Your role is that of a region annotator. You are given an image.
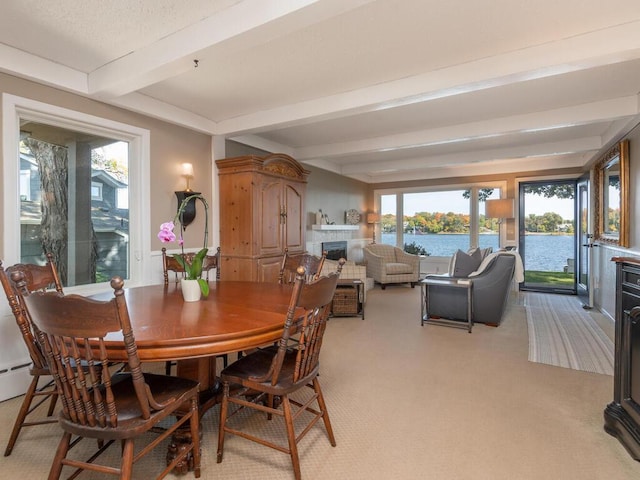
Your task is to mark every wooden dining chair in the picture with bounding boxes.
[278,248,327,285]
[15,274,201,480]
[0,254,63,457]
[162,246,221,284]
[217,260,344,480]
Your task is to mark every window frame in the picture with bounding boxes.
[2,93,151,293]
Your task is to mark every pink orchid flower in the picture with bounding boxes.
[157,221,176,243]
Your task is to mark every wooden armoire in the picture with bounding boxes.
[216,153,309,282]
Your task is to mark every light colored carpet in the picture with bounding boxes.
[525,292,614,375]
[0,287,637,479]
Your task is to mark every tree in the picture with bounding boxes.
[23,138,69,283]
[523,184,574,199]
[462,188,494,201]
[540,212,564,233]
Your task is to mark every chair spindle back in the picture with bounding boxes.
[15,275,155,427]
[266,259,343,385]
[278,248,327,285]
[0,254,63,370]
[162,247,221,284]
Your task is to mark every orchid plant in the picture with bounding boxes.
[157,193,210,297]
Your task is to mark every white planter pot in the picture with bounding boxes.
[180,279,201,302]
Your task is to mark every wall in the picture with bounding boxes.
[305,165,371,263]
[0,73,212,400]
[0,73,213,257]
[593,122,640,319]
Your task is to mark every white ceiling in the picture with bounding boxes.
[3,0,640,183]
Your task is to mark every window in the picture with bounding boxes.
[376,184,505,257]
[3,94,150,291]
[91,182,103,201]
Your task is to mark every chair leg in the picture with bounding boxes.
[5,375,40,456]
[47,432,72,480]
[46,391,59,417]
[313,378,336,446]
[190,395,201,478]
[120,439,135,479]
[216,382,229,463]
[165,361,174,375]
[282,396,302,480]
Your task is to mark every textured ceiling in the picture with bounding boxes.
[2,0,640,183]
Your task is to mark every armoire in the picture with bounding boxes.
[216,153,309,282]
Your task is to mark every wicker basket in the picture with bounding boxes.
[332,287,358,315]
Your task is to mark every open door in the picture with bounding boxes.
[518,179,577,294]
[576,172,593,308]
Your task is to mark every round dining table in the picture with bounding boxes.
[93,280,293,362]
[92,280,294,414]
[91,280,296,473]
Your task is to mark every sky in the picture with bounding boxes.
[382,191,575,220]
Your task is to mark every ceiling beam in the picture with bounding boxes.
[296,97,638,161]
[214,21,640,136]
[87,0,376,98]
[360,154,588,183]
[338,137,602,175]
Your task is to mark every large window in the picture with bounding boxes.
[377,185,503,257]
[20,129,129,286]
[3,94,150,291]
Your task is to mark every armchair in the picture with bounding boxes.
[363,243,420,289]
[424,252,517,326]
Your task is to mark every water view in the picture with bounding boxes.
[383,233,574,272]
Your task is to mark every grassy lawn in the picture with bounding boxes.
[524,270,574,286]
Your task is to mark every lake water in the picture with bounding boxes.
[383,233,574,272]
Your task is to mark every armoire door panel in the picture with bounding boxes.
[284,182,304,251]
[259,180,283,255]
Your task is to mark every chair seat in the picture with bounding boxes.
[385,262,414,275]
[59,372,199,440]
[221,347,317,395]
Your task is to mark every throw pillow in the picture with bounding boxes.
[451,248,482,277]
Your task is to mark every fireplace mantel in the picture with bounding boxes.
[312,225,359,231]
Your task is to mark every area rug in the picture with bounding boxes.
[525,292,614,375]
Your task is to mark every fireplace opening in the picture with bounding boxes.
[322,241,347,261]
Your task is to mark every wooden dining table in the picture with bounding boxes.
[91,280,296,473]
[92,280,294,414]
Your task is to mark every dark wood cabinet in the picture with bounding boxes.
[216,153,309,282]
[604,257,640,460]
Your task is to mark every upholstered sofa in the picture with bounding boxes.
[363,244,420,289]
[424,251,521,326]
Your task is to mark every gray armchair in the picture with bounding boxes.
[363,243,420,289]
[425,252,516,326]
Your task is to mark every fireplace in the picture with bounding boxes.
[322,241,347,261]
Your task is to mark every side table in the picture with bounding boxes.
[420,277,473,333]
[331,279,365,320]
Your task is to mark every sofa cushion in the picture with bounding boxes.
[450,248,482,277]
[385,262,414,275]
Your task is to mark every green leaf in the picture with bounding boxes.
[174,254,188,271]
[197,278,210,297]
[189,247,208,280]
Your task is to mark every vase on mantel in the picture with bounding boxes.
[180,278,201,302]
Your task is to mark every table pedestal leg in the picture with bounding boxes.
[166,356,223,473]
